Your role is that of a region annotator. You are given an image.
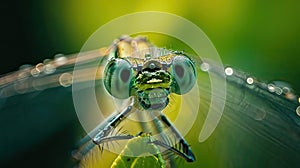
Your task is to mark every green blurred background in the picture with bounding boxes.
[1,0,299,92]
[0,1,300,168]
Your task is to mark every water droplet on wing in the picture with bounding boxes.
[225,67,233,76]
[59,73,73,87]
[200,62,210,72]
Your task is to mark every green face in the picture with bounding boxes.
[103,38,197,110]
[104,53,196,110]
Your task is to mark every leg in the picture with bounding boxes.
[72,103,133,160]
[158,114,196,162]
[92,105,133,144]
[150,138,194,162]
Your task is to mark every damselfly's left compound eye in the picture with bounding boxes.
[170,56,196,94]
[104,59,133,99]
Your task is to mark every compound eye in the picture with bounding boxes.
[104,59,132,99]
[171,56,196,94]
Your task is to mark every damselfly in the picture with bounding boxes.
[72,36,197,167]
[70,36,300,168]
[0,36,300,168]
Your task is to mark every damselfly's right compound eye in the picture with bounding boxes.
[104,59,133,99]
[170,55,197,94]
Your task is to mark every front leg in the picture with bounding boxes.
[159,114,196,162]
[93,105,133,144]
[72,103,133,160]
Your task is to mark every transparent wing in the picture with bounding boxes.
[0,49,109,167]
[0,48,300,168]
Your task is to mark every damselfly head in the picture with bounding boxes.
[103,36,197,110]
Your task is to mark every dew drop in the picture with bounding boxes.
[200,62,210,72]
[44,64,56,74]
[14,82,28,94]
[54,54,67,66]
[225,67,233,76]
[246,77,254,85]
[17,71,29,80]
[145,54,151,60]
[267,84,276,93]
[275,87,283,95]
[149,63,156,69]
[32,80,46,91]
[43,59,52,65]
[30,68,40,77]
[19,64,32,70]
[269,81,297,100]
[296,106,300,117]
[54,53,64,58]
[282,87,290,94]
[59,73,73,87]
[35,63,45,72]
